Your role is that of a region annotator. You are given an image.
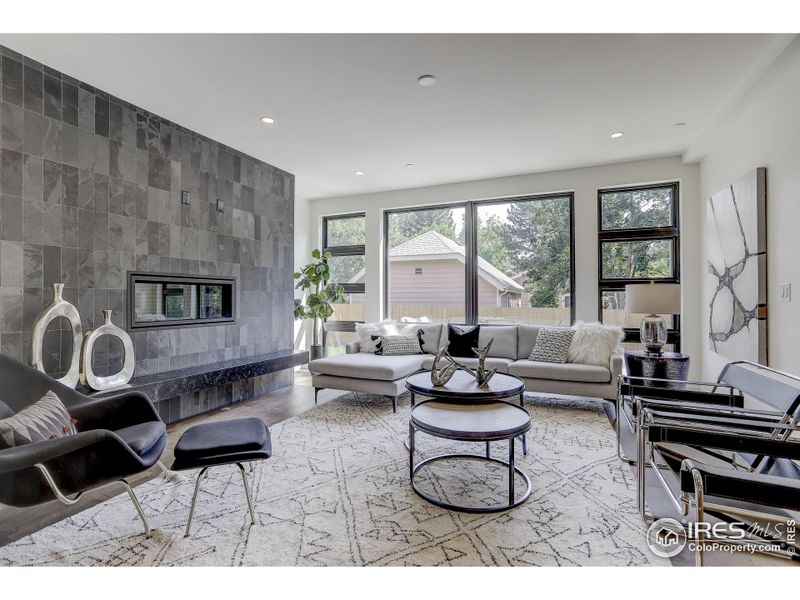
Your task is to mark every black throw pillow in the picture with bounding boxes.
[447,324,480,358]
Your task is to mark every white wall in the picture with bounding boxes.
[293,195,310,350]
[686,37,800,379]
[305,156,701,374]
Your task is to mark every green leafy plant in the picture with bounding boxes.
[293,249,346,347]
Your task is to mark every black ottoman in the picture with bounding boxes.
[171,417,271,537]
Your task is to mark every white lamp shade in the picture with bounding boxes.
[624,283,681,314]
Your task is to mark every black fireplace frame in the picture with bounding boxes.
[127,272,237,331]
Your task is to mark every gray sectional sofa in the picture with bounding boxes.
[309,324,622,411]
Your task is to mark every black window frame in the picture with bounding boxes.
[597,182,681,350]
[383,193,576,326]
[320,213,366,343]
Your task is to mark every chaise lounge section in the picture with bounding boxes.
[310,324,622,411]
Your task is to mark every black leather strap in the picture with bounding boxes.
[680,459,800,510]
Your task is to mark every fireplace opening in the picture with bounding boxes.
[128,272,236,330]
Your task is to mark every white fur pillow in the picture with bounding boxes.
[356,320,416,353]
[567,321,624,368]
[355,321,385,353]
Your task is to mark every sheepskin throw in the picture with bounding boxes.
[567,321,624,368]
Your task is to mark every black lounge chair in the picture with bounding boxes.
[0,354,166,537]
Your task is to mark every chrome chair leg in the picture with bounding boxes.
[616,394,637,465]
[34,463,152,537]
[33,463,84,505]
[121,478,151,538]
[237,463,256,525]
[616,391,626,460]
[184,466,210,537]
[637,418,648,519]
[691,469,706,567]
[157,460,178,481]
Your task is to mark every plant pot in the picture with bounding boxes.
[309,344,325,361]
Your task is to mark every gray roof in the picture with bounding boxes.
[390,230,524,292]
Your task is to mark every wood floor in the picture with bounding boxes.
[0,373,790,566]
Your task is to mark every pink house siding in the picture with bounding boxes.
[388,259,465,305]
[351,258,513,307]
[346,231,523,310]
[478,272,501,307]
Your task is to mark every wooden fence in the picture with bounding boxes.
[330,303,643,328]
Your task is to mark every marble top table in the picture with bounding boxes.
[406,370,532,513]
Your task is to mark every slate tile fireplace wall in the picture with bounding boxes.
[0,45,295,420]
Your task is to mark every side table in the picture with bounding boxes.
[623,350,690,387]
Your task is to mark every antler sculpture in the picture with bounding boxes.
[429,339,497,389]
[430,343,460,387]
[470,338,497,388]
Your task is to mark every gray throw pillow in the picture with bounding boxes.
[528,327,575,364]
[415,324,444,354]
[377,335,423,356]
[0,390,77,449]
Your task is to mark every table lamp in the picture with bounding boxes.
[624,283,681,355]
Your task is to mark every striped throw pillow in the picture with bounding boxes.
[0,391,78,449]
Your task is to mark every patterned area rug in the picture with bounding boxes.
[0,394,667,566]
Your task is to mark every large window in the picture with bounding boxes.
[476,196,574,325]
[597,183,680,350]
[386,205,466,322]
[384,194,574,326]
[321,214,365,354]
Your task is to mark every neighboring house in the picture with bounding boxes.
[348,230,524,308]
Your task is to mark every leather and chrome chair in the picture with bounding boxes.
[616,362,749,464]
[0,354,166,536]
[634,362,800,565]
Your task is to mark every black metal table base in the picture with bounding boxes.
[409,430,532,513]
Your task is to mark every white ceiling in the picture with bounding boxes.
[0,34,792,199]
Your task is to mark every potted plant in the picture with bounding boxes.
[293,249,346,361]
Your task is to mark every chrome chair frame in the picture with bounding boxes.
[617,359,800,464]
[637,406,800,565]
[33,463,151,537]
[615,373,742,465]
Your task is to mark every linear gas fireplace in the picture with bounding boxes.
[128,272,236,330]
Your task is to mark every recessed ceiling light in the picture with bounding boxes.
[405,163,414,167]
[417,74,437,87]
[610,131,624,138]
[260,116,275,124]
[673,122,686,127]
[354,171,365,176]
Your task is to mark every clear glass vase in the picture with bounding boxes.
[640,314,668,354]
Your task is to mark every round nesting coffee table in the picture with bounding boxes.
[406,371,532,513]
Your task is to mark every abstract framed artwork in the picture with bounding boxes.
[706,167,767,364]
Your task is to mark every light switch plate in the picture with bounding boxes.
[778,283,791,302]
[181,190,191,205]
